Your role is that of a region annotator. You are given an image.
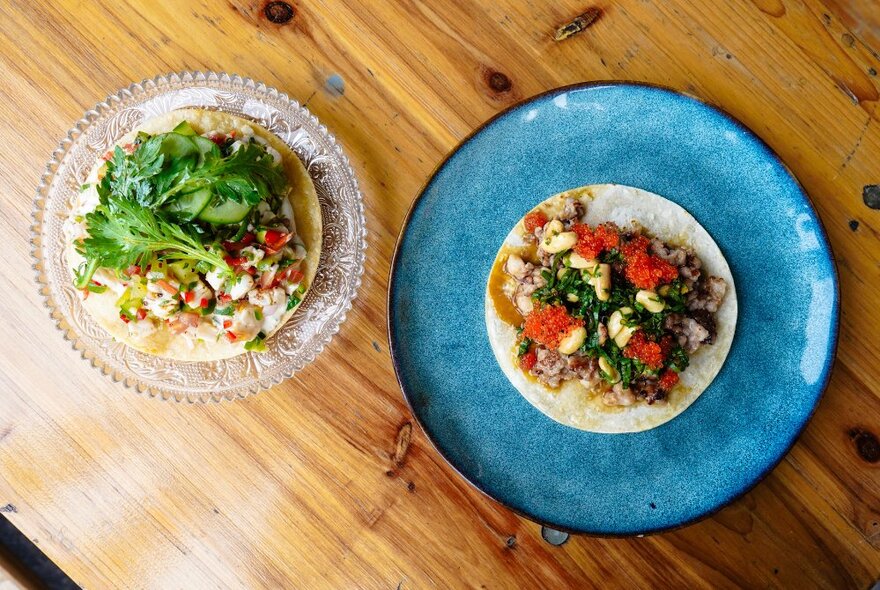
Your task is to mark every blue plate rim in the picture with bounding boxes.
[387,80,840,536]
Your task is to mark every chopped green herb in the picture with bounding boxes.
[517,337,532,357]
[244,332,267,352]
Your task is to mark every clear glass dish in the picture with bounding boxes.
[31,71,366,402]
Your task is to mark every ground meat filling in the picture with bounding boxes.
[530,347,575,387]
[505,205,728,405]
[632,375,665,404]
[664,313,711,353]
[559,197,585,229]
[687,275,727,313]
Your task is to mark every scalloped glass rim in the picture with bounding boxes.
[31,71,367,402]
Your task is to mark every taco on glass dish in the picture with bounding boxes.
[486,184,737,433]
[63,109,322,360]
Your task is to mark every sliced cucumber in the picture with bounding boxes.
[198,199,253,225]
[165,188,212,221]
[171,120,197,136]
[159,133,198,159]
[192,135,216,154]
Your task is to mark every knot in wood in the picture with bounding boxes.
[264,1,295,24]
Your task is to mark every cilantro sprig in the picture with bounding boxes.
[98,133,286,209]
[74,198,230,288]
[75,125,287,288]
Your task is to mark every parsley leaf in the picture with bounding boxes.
[74,198,230,288]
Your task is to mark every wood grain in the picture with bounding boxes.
[1,0,879,587]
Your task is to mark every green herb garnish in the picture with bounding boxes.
[74,198,231,288]
[245,332,267,352]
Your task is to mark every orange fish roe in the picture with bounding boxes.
[623,330,666,370]
[519,350,538,371]
[522,305,584,349]
[572,223,620,260]
[658,369,679,391]
[524,211,549,233]
[621,235,678,289]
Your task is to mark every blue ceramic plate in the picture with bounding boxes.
[388,82,838,535]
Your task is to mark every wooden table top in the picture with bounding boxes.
[1,0,879,587]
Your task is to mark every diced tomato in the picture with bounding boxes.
[272,266,304,288]
[119,313,130,324]
[264,229,284,246]
[222,232,255,251]
[183,291,195,304]
[225,331,237,342]
[523,211,548,234]
[658,369,679,391]
[136,308,147,320]
[246,266,256,275]
[156,279,178,295]
[262,230,292,252]
[522,305,584,349]
[218,293,231,304]
[209,133,226,146]
[224,256,248,267]
[223,320,232,329]
[519,350,537,371]
[200,298,209,308]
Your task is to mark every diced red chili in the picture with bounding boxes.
[136,308,147,321]
[200,298,209,308]
[523,211,548,234]
[223,320,232,329]
[183,291,195,304]
[119,313,130,324]
[225,331,237,342]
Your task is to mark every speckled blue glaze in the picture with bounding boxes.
[388,83,838,535]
